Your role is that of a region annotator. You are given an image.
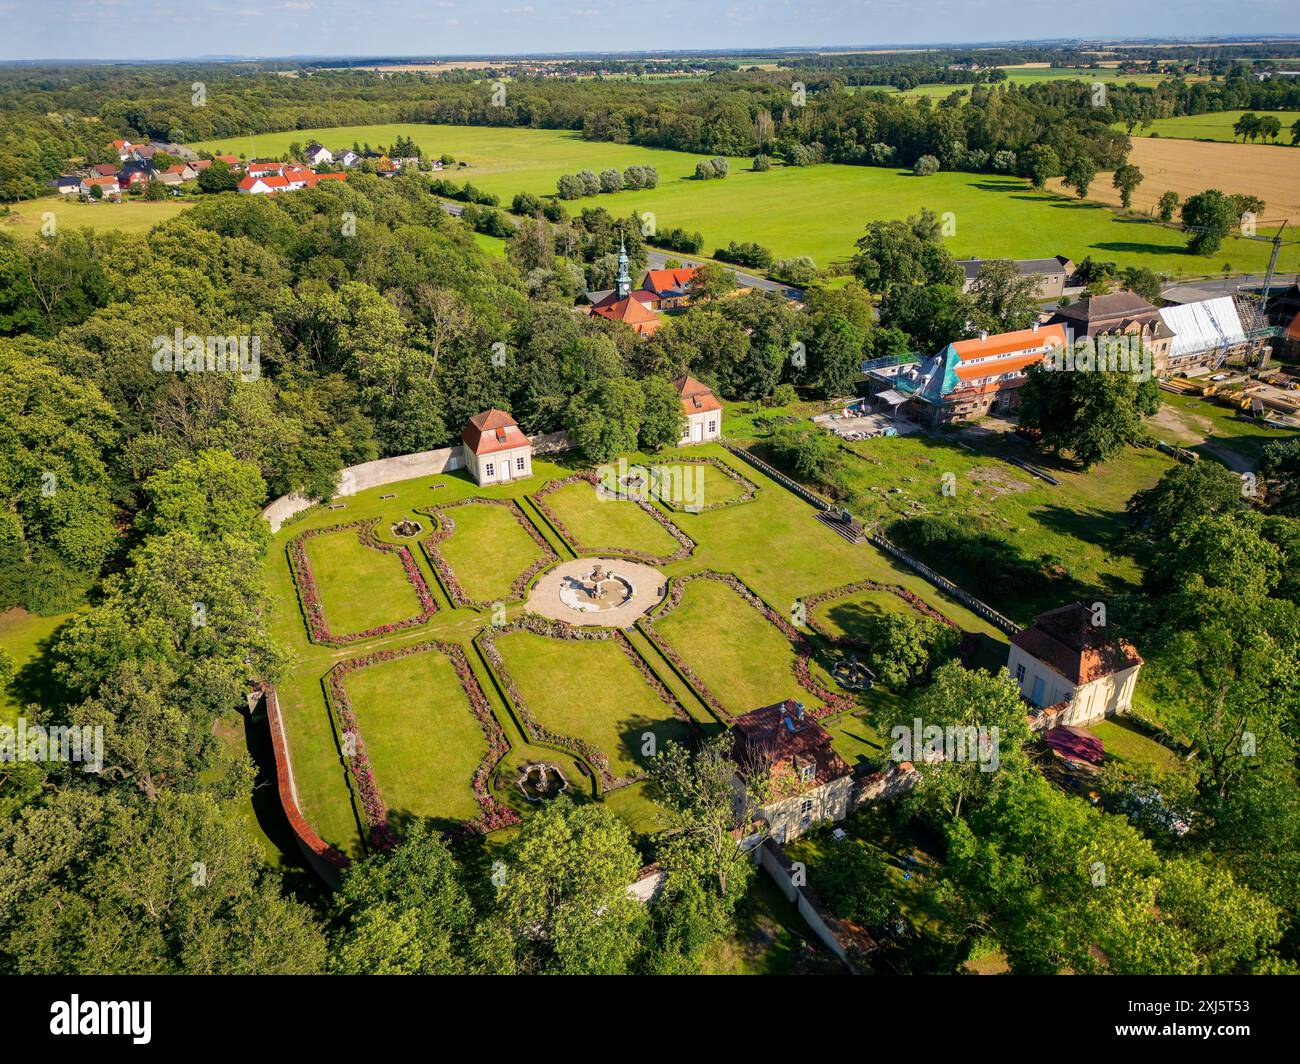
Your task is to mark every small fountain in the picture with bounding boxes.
[558,563,634,614]
[391,518,423,538]
[832,654,875,691]
[517,761,568,802]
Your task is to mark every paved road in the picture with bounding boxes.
[1160,273,1298,304]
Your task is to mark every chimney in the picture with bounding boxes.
[794,701,805,721]
[1031,321,1039,333]
[979,330,988,341]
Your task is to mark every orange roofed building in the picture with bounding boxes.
[673,375,722,444]
[1008,602,1144,729]
[887,322,1068,427]
[639,265,701,310]
[460,409,533,486]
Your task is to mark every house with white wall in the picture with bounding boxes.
[460,409,534,486]
[1008,602,1144,729]
[673,375,722,445]
[731,700,854,843]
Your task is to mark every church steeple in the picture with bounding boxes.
[615,235,631,300]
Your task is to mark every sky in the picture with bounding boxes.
[2,0,1295,63]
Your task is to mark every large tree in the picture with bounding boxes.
[1018,362,1159,469]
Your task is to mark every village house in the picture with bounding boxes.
[337,149,361,168]
[868,322,1068,427]
[304,143,333,166]
[51,176,81,195]
[109,138,135,160]
[90,163,121,177]
[956,256,1081,300]
[639,264,701,310]
[79,175,121,199]
[1008,602,1144,729]
[731,700,855,843]
[1046,290,1174,377]
[460,409,534,486]
[672,375,722,444]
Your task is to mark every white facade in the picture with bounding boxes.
[1007,642,1141,728]
[463,444,533,486]
[680,408,721,446]
[305,145,334,165]
[735,773,854,844]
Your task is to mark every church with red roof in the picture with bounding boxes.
[589,238,662,336]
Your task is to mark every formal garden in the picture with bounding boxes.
[265,443,1016,859]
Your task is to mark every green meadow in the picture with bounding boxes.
[1126,109,1300,143]
[190,123,1299,276]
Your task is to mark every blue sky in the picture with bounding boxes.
[2,0,1294,62]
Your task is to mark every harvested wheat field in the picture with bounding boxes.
[1050,137,1300,224]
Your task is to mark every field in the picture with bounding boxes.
[1126,109,1299,144]
[1,194,191,239]
[190,124,1300,276]
[1051,136,1300,224]
[0,609,75,726]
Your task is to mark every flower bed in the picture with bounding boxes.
[643,571,857,721]
[532,472,695,565]
[478,613,693,791]
[323,640,520,848]
[287,520,438,647]
[418,498,559,610]
[800,578,960,650]
[649,456,759,513]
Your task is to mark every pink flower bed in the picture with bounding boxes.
[478,613,695,791]
[532,472,696,565]
[325,640,520,847]
[644,571,857,721]
[287,520,438,647]
[419,499,559,610]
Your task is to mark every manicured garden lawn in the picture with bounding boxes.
[823,710,888,771]
[653,577,816,717]
[494,629,692,780]
[1126,109,1300,144]
[1,194,191,239]
[434,502,547,603]
[302,526,424,636]
[651,457,751,510]
[190,123,1299,276]
[341,649,486,826]
[0,608,75,726]
[813,586,930,638]
[1090,717,1184,775]
[541,479,683,559]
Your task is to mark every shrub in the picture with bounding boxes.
[913,154,940,177]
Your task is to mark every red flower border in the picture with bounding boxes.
[323,640,521,849]
[478,613,695,792]
[287,520,438,647]
[532,472,696,565]
[418,498,559,610]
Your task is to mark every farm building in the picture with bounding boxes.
[956,256,1082,300]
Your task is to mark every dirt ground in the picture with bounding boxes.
[1049,138,1300,224]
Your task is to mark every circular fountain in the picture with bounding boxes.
[557,563,634,614]
[517,761,569,802]
[391,518,423,538]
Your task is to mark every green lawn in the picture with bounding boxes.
[340,648,486,827]
[1126,110,1300,144]
[494,629,692,780]
[540,479,683,560]
[1090,717,1184,775]
[0,608,76,726]
[1,194,192,239]
[650,458,752,510]
[823,710,889,771]
[432,501,547,604]
[301,526,424,637]
[652,577,817,718]
[189,123,1299,277]
[1154,391,1299,469]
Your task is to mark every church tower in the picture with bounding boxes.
[615,235,631,300]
